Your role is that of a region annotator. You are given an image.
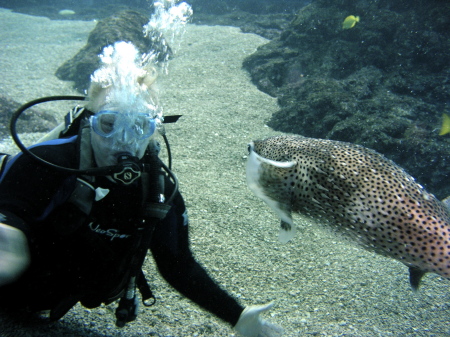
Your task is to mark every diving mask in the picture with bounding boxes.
[90,110,156,140]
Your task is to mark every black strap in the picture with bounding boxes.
[115,152,171,327]
[114,215,157,327]
[137,270,155,306]
[0,153,11,177]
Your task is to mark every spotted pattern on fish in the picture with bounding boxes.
[246,135,450,286]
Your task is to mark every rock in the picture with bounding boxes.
[193,11,294,40]
[2,1,308,41]
[243,0,450,199]
[0,95,58,140]
[55,10,172,92]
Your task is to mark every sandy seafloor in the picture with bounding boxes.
[0,7,449,337]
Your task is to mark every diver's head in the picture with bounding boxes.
[89,108,156,167]
[86,41,162,168]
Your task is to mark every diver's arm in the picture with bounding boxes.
[149,192,244,326]
[0,222,29,287]
[149,195,283,336]
[153,240,244,325]
[0,141,76,288]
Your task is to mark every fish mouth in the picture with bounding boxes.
[247,141,256,156]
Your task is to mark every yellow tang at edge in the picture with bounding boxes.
[342,15,360,29]
[439,113,450,136]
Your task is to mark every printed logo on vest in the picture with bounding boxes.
[88,222,132,241]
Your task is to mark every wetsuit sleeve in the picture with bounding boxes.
[149,191,244,326]
[0,139,77,234]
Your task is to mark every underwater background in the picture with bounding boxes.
[0,0,449,336]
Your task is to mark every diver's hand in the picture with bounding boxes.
[0,223,29,286]
[234,302,283,337]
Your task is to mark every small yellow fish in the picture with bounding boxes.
[439,113,450,135]
[342,15,360,29]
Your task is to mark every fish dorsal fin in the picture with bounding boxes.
[441,195,450,211]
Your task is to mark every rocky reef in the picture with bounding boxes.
[55,10,171,92]
[243,0,450,199]
[0,0,311,40]
[188,0,309,39]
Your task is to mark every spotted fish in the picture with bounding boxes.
[246,135,450,289]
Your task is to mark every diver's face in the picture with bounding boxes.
[90,110,156,167]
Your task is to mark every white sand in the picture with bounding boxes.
[0,7,449,337]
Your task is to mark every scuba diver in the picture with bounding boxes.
[0,42,282,336]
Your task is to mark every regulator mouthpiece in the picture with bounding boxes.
[113,153,142,185]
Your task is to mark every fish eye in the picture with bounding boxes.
[247,144,252,154]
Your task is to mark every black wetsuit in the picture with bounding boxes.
[0,136,243,325]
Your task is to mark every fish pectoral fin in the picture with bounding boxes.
[279,219,296,244]
[275,203,296,243]
[408,266,426,291]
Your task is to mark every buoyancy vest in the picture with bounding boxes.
[22,117,172,325]
[0,104,176,325]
